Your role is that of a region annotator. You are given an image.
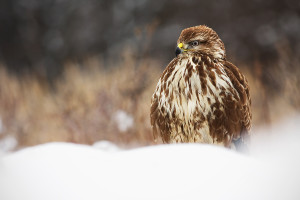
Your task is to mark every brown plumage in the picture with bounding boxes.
[150,25,251,149]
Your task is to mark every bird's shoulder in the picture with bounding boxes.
[220,60,252,140]
[221,60,251,106]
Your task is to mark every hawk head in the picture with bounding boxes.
[175,25,226,60]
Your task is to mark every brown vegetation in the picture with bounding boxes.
[0,47,299,150]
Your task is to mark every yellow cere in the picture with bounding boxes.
[178,43,183,48]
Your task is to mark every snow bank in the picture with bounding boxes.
[0,115,300,200]
[92,140,120,152]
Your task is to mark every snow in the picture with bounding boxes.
[0,136,18,152]
[0,115,300,200]
[113,110,134,132]
[92,140,120,152]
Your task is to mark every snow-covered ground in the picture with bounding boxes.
[0,115,300,200]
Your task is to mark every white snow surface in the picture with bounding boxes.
[1,115,300,200]
[92,140,120,152]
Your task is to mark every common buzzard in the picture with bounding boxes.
[150,25,251,149]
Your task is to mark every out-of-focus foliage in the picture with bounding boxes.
[0,0,299,77]
[0,50,299,150]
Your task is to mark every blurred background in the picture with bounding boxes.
[0,0,299,151]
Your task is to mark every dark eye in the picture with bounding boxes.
[190,40,199,46]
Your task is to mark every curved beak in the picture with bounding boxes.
[175,42,184,57]
[175,47,182,57]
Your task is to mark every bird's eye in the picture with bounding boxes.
[190,40,199,46]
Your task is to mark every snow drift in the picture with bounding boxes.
[1,115,300,200]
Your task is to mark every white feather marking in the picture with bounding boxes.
[153,57,235,145]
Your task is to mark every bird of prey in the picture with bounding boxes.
[150,25,251,149]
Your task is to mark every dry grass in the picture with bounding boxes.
[0,52,163,149]
[0,47,299,150]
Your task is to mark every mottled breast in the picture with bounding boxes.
[150,55,251,147]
